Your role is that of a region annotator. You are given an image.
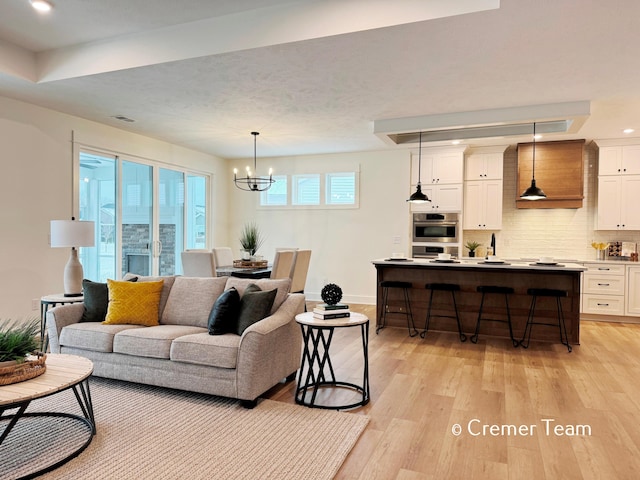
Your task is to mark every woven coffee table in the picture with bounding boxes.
[0,354,95,479]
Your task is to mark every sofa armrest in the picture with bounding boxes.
[235,293,305,400]
[46,303,84,353]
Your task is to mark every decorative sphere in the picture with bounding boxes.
[321,283,343,305]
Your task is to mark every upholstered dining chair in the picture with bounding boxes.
[270,250,296,281]
[181,250,216,277]
[213,247,234,267]
[290,250,312,294]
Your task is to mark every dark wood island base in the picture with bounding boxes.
[373,259,586,345]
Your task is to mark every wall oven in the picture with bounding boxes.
[412,244,459,259]
[412,213,459,243]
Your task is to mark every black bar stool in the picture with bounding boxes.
[520,288,572,352]
[421,283,466,342]
[378,281,418,337]
[470,286,518,347]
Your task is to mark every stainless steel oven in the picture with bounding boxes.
[412,244,459,259]
[412,213,459,243]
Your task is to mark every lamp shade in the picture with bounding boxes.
[50,220,95,248]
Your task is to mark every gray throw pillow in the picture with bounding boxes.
[235,284,277,335]
[207,287,240,335]
[81,277,137,323]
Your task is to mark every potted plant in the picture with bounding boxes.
[0,318,40,365]
[465,240,481,257]
[239,222,264,259]
[0,317,47,386]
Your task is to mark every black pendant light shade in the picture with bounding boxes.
[520,122,546,200]
[234,132,275,192]
[407,131,431,203]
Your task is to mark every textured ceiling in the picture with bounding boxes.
[0,0,640,159]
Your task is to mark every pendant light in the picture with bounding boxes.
[407,131,431,203]
[520,122,546,200]
[234,132,275,192]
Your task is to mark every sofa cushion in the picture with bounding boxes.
[161,276,227,328]
[235,284,277,335]
[208,287,241,335]
[123,274,176,319]
[60,323,144,353]
[170,332,241,369]
[224,277,290,314]
[80,277,137,323]
[104,279,164,326]
[113,325,207,359]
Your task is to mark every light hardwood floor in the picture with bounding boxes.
[265,303,640,479]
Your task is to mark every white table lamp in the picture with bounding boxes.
[50,218,95,297]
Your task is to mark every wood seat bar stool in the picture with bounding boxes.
[421,283,466,342]
[520,288,572,352]
[377,281,418,337]
[470,286,518,347]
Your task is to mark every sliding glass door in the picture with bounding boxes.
[78,149,210,280]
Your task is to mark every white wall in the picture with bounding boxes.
[227,149,412,304]
[0,95,227,319]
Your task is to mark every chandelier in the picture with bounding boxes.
[234,132,274,192]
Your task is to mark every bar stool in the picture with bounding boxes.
[470,286,518,347]
[378,281,418,337]
[520,288,572,352]
[421,283,466,342]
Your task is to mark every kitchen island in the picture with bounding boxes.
[373,259,586,345]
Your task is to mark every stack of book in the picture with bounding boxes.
[312,303,350,320]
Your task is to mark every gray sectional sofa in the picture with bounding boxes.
[46,275,305,407]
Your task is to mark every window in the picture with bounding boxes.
[260,175,287,206]
[292,174,320,205]
[326,172,356,205]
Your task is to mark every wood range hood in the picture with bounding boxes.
[516,139,585,209]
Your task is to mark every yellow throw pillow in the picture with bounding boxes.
[103,279,164,326]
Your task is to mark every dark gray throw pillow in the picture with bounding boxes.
[80,277,137,323]
[235,284,277,335]
[207,287,241,335]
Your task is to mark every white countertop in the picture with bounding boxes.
[373,258,587,272]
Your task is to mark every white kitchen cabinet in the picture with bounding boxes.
[463,180,502,229]
[410,184,462,212]
[627,266,640,316]
[599,145,640,176]
[581,263,627,316]
[411,149,464,186]
[597,175,640,230]
[465,152,504,180]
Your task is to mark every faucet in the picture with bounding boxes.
[490,233,496,256]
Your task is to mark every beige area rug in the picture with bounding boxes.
[1,377,369,479]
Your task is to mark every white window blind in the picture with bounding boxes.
[292,174,320,205]
[326,172,356,205]
[260,175,287,206]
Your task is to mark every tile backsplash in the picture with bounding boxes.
[464,144,639,260]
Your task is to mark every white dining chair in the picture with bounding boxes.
[270,250,296,281]
[290,250,312,294]
[181,251,216,277]
[213,247,234,267]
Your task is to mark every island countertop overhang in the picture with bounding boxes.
[372,258,587,273]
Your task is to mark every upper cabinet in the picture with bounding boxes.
[595,140,640,231]
[516,139,585,209]
[411,149,464,186]
[465,152,504,180]
[598,145,640,175]
[463,146,506,229]
[410,146,465,212]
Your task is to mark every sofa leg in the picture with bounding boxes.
[285,371,297,382]
[241,399,258,409]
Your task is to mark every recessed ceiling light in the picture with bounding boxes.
[623,128,635,134]
[30,0,53,12]
[451,140,461,145]
[533,134,542,140]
